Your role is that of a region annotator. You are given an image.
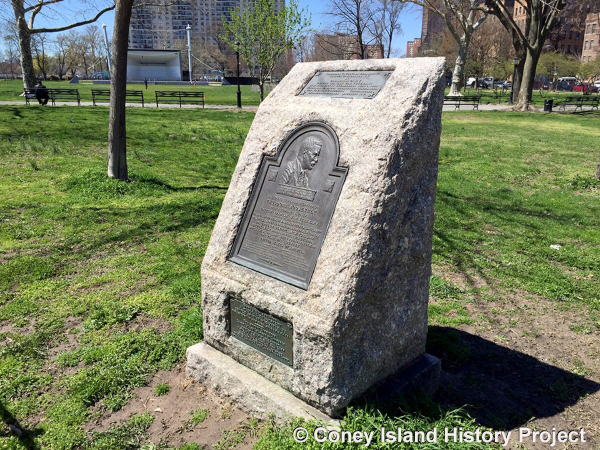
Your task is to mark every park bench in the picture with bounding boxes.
[48,88,81,106]
[23,88,41,105]
[443,95,481,110]
[155,90,205,108]
[24,88,80,105]
[555,96,599,111]
[92,89,145,107]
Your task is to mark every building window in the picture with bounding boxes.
[569,31,573,39]
[591,40,594,49]
[585,40,588,49]
[567,45,571,52]
[593,24,597,34]
[587,24,591,33]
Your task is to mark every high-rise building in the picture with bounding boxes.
[419,0,446,53]
[581,13,600,62]
[406,38,422,58]
[129,0,282,49]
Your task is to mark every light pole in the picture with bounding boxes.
[186,24,193,83]
[236,43,242,108]
[102,23,111,75]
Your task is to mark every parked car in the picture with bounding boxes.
[572,83,598,93]
[466,77,477,87]
[557,80,575,91]
[478,78,492,88]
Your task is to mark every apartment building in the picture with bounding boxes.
[406,38,422,58]
[129,0,282,49]
[581,13,599,62]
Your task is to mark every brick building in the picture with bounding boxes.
[406,38,422,57]
[581,13,600,62]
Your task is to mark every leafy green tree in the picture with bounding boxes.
[221,0,311,101]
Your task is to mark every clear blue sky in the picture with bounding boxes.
[2,1,423,58]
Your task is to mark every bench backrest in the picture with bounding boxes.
[156,91,204,97]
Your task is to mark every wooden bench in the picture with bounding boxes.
[443,95,481,110]
[155,91,205,108]
[555,96,599,111]
[92,89,145,107]
[48,88,80,106]
[24,88,42,105]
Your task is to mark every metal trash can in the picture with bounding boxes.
[544,99,553,112]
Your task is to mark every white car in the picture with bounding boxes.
[594,80,600,88]
[466,77,477,87]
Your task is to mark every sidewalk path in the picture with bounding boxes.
[0,100,588,112]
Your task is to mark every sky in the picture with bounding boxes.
[2,0,424,59]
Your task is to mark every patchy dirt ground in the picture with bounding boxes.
[429,267,600,449]
[85,364,258,449]
[6,270,598,449]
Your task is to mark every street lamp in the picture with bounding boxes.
[236,42,242,108]
[186,24,193,83]
[102,23,111,74]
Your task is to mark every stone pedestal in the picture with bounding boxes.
[187,57,445,418]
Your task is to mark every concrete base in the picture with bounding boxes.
[186,342,441,422]
[186,342,334,423]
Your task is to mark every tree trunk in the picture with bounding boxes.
[12,2,37,88]
[449,36,469,96]
[259,82,265,102]
[107,0,134,181]
[596,158,600,180]
[515,47,540,110]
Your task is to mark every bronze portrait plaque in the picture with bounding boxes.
[230,298,293,367]
[298,71,393,99]
[229,122,347,289]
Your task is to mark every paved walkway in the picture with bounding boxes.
[0,100,259,111]
[0,101,591,113]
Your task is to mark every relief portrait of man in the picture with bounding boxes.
[281,136,322,189]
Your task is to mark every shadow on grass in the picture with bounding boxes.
[0,400,43,449]
[352,327,599,432]
[426,326,600,429]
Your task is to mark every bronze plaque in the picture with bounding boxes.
[230,298,293,367]
[229,122,347,289]
[298,71,393,99]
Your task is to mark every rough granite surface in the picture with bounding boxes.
[189,58,446,416]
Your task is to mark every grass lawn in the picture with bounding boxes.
[0,79,262,106]
[0,105,599,449]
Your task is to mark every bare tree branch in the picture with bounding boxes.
[32,5,116,34]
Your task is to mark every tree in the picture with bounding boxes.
[404,0,488,96]
[222,0,311,101]
[485,0,595,109]
[107,0,134,180]
[31,32,49,79]
[327,0,375,60]
[5,0,114,88]
[3,23,21,78]
[368,0,406,58]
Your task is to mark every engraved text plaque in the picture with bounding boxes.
[298,71,393,99]
[229,123,347,289]
[230,298,293,367]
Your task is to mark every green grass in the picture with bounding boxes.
[0,105,598,449]
[0,105,253,449]
[0,79,262,105]
[431,111,599,316]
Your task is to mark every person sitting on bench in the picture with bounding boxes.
[35,81,49,105]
